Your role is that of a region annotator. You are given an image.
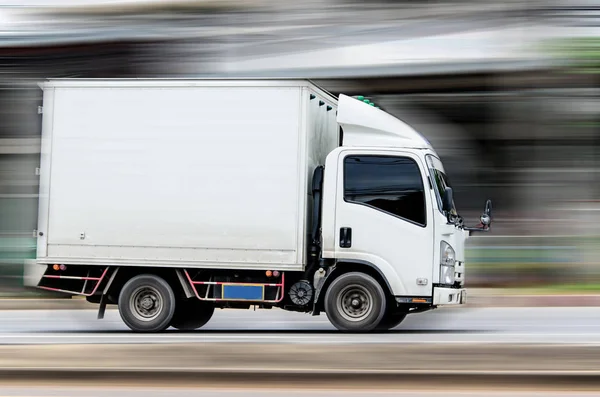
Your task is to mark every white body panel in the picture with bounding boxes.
[36,80,338,270]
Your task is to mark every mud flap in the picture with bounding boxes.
[97,294,107,320]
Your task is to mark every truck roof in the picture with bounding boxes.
[39,78,431,151]
[38,78,337,103]
[337,94,433,150]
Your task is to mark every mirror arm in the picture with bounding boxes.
[464,225,490,236]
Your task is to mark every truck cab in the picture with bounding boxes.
[310,94,491,331]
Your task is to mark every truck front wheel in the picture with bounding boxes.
[118,274,176,332]
[324,272,386,332]
[170,299,214,330]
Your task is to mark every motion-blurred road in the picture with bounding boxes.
[0,387,592,397]
[0,386,596,397]
[1,307,600,344]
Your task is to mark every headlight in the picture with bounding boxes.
[440,241,455,285]
[441,241,455,267]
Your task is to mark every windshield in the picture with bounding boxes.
[426,155,457,216]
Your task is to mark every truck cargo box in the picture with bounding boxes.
[35,79,339,271]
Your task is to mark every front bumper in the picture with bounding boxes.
[433,287,466,305]
[455,261,465,285]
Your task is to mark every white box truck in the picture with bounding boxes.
[25,79,492,332]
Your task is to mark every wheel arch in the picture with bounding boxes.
[314,260,394,314]
[102,267,190,304]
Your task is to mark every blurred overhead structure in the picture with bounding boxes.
[0,0,596,248]
[0,0,596,292]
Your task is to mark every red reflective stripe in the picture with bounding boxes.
[183,269,201,299]
[43,275,102,280]
[192,280,284,287]
[40,267,109,297]
[89,268,109,296]
[275,272,285,303]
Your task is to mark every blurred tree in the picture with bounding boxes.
[554,37,600,74]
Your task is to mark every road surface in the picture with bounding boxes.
[1,306,600,344]
[0,386,596,397]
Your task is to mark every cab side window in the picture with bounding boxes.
[344,155,426,226]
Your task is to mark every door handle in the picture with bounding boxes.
[340,227,352,248]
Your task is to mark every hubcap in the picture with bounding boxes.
[130,286,163,322]
[337,284,373,322]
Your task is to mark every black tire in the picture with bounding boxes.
[118,274,176,333]
[324,272,387,332]
[376,311,407,331]
[170,299,215,330]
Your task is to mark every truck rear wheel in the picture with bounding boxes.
[170,299,214,330]
[118,274,176,332]
[324,272,386,332]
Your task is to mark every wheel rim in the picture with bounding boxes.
[337,284,373,322]
[130,286,163,322]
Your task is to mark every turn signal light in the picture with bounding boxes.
[266,270,273,277]
[52,264,60,271]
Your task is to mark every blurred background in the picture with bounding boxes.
[0,0,598,296]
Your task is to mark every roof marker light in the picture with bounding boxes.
[319,101,325,106]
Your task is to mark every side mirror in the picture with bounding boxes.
[442,187,453,213]
[480,199,492,227]
[464,199,493,234]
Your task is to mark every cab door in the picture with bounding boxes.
[332,149,435,297]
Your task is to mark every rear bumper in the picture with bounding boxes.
[433,287,466,305]
[24,259,45,288]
